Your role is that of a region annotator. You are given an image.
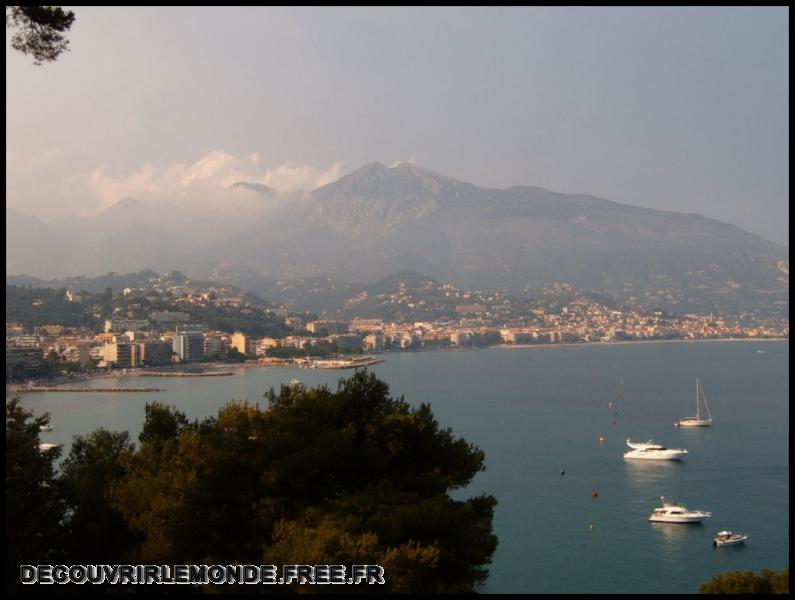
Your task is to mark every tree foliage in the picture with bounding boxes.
[699,567,789,594]
[6,371,497,592]
[58,429,137,565]
[5,399,65,591]
[138,402,191,446]
[5,285,96,331]
[6,6,75,65]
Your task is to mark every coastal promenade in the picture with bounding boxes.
[130,371,234,377]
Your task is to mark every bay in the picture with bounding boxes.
[15,340,789,593]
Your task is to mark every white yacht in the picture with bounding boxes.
[713,531,748,546]
[675,378,712,427]
[649,497,711,523]
[624,439,688,460]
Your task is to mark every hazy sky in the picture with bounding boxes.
[6,6,789,245]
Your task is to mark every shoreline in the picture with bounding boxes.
[6,337,785,393]
[492,337,788,350]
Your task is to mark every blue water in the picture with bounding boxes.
[16,340,789,593]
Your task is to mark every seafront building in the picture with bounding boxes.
[203,336,223,359]
[231,332,256,356]
[255,337,280,357]
[139,341,173,366]
[363,333,385,351]
[173,332,205,362]
[5,346,45,381]
[330,333,364,352]
[64,344,92,365]
[103,340,138,368]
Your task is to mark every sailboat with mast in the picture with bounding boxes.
[675,378,712,427]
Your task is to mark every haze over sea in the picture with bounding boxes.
[17,340,788,593]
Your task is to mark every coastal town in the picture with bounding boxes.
[5,273,788,384]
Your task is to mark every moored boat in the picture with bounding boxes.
[649,497,711,523]
[675,378,712,427]
[624,439,687,460]
[713,531,748,546]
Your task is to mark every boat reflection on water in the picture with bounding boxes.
[623,458,685,470]
[650,521,693,542]
[623,457,684,484]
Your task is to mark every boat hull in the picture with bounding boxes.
[650,515,707,523]
[675,419,711,427]
[714,536,748,546]
[624,450,688,460]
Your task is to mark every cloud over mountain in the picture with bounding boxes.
[84,151,346,214]
[7,149,347,219]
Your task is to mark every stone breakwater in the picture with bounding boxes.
[10,386,164,393]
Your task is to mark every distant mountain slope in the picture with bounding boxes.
[201,162,786,315]
[6,208,77,279]
[6,270,161,294]
[7,162,788,316]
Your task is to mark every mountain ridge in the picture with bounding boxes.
[6,162,788,316]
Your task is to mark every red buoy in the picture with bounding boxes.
[592,489,599,498]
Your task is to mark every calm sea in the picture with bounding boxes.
[15,340,789,593]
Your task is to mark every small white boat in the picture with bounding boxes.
[38,442,61,452]
[675,378,712,427]
[288,378,302,386]
[624,439,688,460]
[649,497,711,523]
[713,531,748,546]
[39,424,53,432]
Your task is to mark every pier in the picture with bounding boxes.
[314,357,385,369]
[11,386,164,393]
[257,356,385,369]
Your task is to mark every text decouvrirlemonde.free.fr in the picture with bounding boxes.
[20,564,386,585]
